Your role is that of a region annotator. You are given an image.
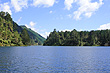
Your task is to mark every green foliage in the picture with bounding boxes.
[13,21,23,33]
[0,39,3,43]
[44,29,110,46]
[0,11,23,46]
[21,25,45,45]
[3,40,8,44]
[0,11,45,46]
[21,29,30,45]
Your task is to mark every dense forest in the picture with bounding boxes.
[0,11,45,46]
[44,29,110,46]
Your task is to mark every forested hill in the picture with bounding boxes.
[0,11,45,46]
[21,25,45,45]
[44,29,110,46]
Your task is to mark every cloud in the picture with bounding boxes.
[25,24,49,38]
[97,23,110,30]
[32,0,56,7]
[59,29,72,32]
[11,0,28,12]
[67,14,72,18]
[40,32,50,38]
[0,2,12,15]
[64,0,76,10]
[25,24,39,32]
[49,10,53,13]
[74,0,103,20]
[25,24,30,28]
[65,0,103,20]
[25,21,38,34]
[17,17,22,23]
[29,21,36,27]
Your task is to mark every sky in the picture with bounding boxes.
[0,0,110,38]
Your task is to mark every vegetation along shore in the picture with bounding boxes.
[0,11,45,46]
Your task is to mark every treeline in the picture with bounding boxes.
[0,11,45,46]
[44,29,110,46]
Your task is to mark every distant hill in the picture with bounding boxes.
[21,25,45,45]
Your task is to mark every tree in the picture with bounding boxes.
[0,11,5,18]
[44,29,110,46]
[5,12,12,21]
[21,29,30,45]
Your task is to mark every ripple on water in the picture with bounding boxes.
[0,46,110,72]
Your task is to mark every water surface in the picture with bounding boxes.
[0,46,110,73]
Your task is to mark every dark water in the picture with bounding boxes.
[0,46,110,73]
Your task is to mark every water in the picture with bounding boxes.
[0,46,110,73]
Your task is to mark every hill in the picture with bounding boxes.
[21,25,45,45]
[0,11,45,46]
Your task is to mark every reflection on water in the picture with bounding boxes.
[0,46,110,72]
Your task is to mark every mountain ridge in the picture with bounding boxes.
[20,25,45,45]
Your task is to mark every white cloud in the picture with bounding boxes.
[32,0,56,7]
[31,28,39,32]
[74,0,103,20]
[29,21,36,27]
[49,10,53,13]
[17,17,22,23]
[25,24,30,28]
[64,0,76,10]
[65,0,103,20]
[25,24,39,32]
[79,29,82,31]
[25,24,49,38]
[97,23,110,30]
[11,0,28,12]
[0,2,12,15]
[59,29,72,32]
[67,14,72,18]
[40,32,50,38]
[84,12,92,18]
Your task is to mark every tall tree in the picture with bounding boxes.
[21,29,30,45]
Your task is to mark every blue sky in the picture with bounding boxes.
[0,0,110,38]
